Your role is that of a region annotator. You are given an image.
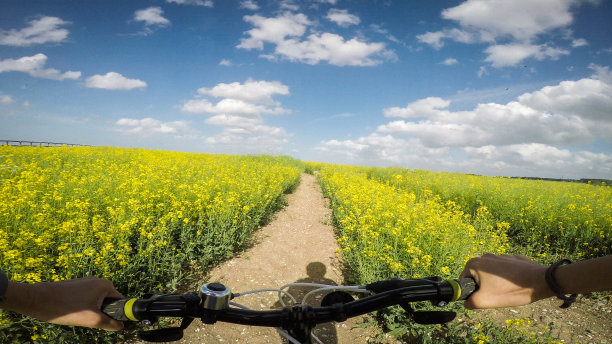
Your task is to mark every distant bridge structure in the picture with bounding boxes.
[1,140,92,147]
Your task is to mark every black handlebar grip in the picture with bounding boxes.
[101,297,136,322]
[455,277,478,301]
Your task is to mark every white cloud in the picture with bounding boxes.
[416,28,483,50]
[240,0,259,10]
[0,93,13,105]
[518,67,612,122]
[219,59,233,66]
[179,79,291,149]
[317,66,612,178]
[115,118,191,135]
[441,0,576,42]
[441,57,458,65]
[416,31,446,50]
[275,33,394,66]
[85,72,147,90]
[167,0,214,6]
[391,69,612,145]
[573,151,612,174]
[417,0,591,67]
[0,16,69,47]
[203,113,290,149]
[0,53,81,80]
[484,43,569,67]
[134,7,170,27]
[318,133,448,165]
[238,12,395,66]
[205,114,288,137]
[463,144,612,177]
[571,38,588,47]
[378,96,597,148]
[181,98,288,116]
[196,79,289,104]
[383,97,451,118]
[238,13,311,50]
[326,9,360,27]
[279,0,300,11]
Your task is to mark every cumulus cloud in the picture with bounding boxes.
[0,54,81,80]
[238,12,395,66]
[317,66,612,178]
[204,114,289,143]
[518,67,612,122]
[134,7,170,27]
[484,43,569,67]
[85,72,147,90]
[383,97,451,118]
[180,79,291,149]
[416,28,483,50]
[275,33,393,66]
[463,144,612,177]
[238,13,311,50]
[167,0,214,6]
[441,0,575,42]
[417,0,591,67]
[377,69,612,147]
[115,118,191,135]
[0,16,70,46]
[318,133,449,165]
[196,79,289,104]
[181,98,288,116]
[326,9,360,27]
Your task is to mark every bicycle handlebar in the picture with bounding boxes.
[102,278,477,327]
[102,277,477,343]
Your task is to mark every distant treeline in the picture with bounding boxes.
[509,176,611,186]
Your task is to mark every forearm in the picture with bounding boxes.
[0,281,38,315]
[462,254,612,309]
[0,277,124,330]
[555,255,612,295]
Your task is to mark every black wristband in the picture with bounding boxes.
[0,269,8,302]
[545,259,577,308]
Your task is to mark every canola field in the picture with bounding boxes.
[1,147,610,343]
[366,167,612,261]
[311,163,611,343]
[313,164,611,285]
[0,146,301,342]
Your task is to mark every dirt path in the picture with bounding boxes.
[175,173,388,344]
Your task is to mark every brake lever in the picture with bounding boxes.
[138,317,194,342]
[399,302,456,325]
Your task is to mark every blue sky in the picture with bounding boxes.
[1,0,611,179]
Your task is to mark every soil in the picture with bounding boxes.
[131,173,612,344]
[472,295,612,343]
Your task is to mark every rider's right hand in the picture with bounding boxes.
[460,254,554,309]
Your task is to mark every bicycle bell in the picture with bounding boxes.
[199,283,231,310]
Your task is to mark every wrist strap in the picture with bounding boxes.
[0,269,8,302]
[545,259,577,308]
